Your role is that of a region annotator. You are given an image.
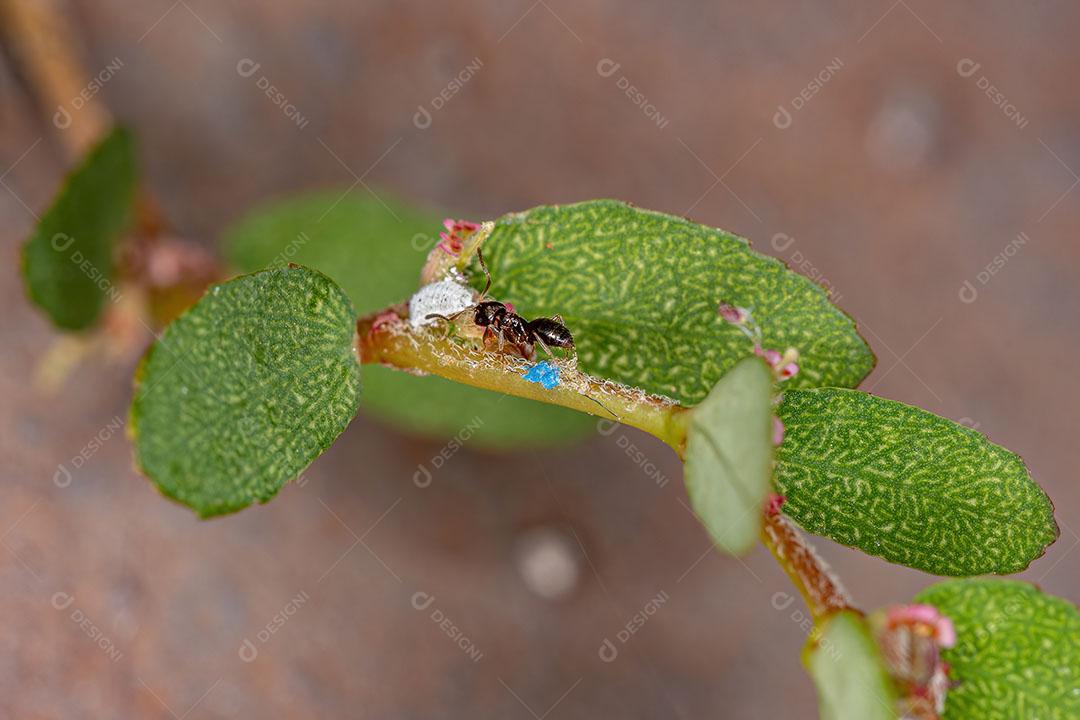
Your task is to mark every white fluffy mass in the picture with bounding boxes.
[408,279,474,330]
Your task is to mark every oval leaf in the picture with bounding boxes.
[130,266,361,517]
[474,200,873,405]
[775,389,1058,575]
[21,126,136,330]
[224,190,593,447]
[683,356,774,555]
[915,579,1080,720]
[804,610,898,720]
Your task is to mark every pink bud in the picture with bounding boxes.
[772,416,785,445]
[779,362,800,379]
[718,303,748,324]
[436,231,462,256]
[765,492,786,515]
[936,616,956,649]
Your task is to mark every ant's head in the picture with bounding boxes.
[474,301,506,327]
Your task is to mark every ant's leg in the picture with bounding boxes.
[534,337,556,360]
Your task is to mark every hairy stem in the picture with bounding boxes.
[357,305,854,621]
[356,308,691,450]
[761,511,853,620]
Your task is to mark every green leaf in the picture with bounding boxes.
[683,356,774,554]
[21,126,137,330]
[130,266,361,517]
[224,190,593,447]
[775,388,1058,576]
[804,610,898,720]
[915,579,1080,720]
[472,200,873,405]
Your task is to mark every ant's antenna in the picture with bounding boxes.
[476,247,492,298]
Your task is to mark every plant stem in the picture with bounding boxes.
[760,511,853,620]
[356,308,691,450]
[357,306,855,622]
[0,0,110,160]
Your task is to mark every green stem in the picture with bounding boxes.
[356,307,691,451]
[356,305,854,622]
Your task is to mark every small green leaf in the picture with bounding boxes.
[473,200,874,405]
[130,266,361,517]
[21,126,137,330]
[915,579,1080,720]
[804,610,898,720]
[683,357,774,555]
[224,190,593,447]
[775,388,1058,575]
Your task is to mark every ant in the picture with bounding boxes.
[425,251,619,420]
[426,249,575,361]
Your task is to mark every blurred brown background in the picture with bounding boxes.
[2,1,1078,717]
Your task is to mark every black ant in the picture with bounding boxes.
[427,249,575,361]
